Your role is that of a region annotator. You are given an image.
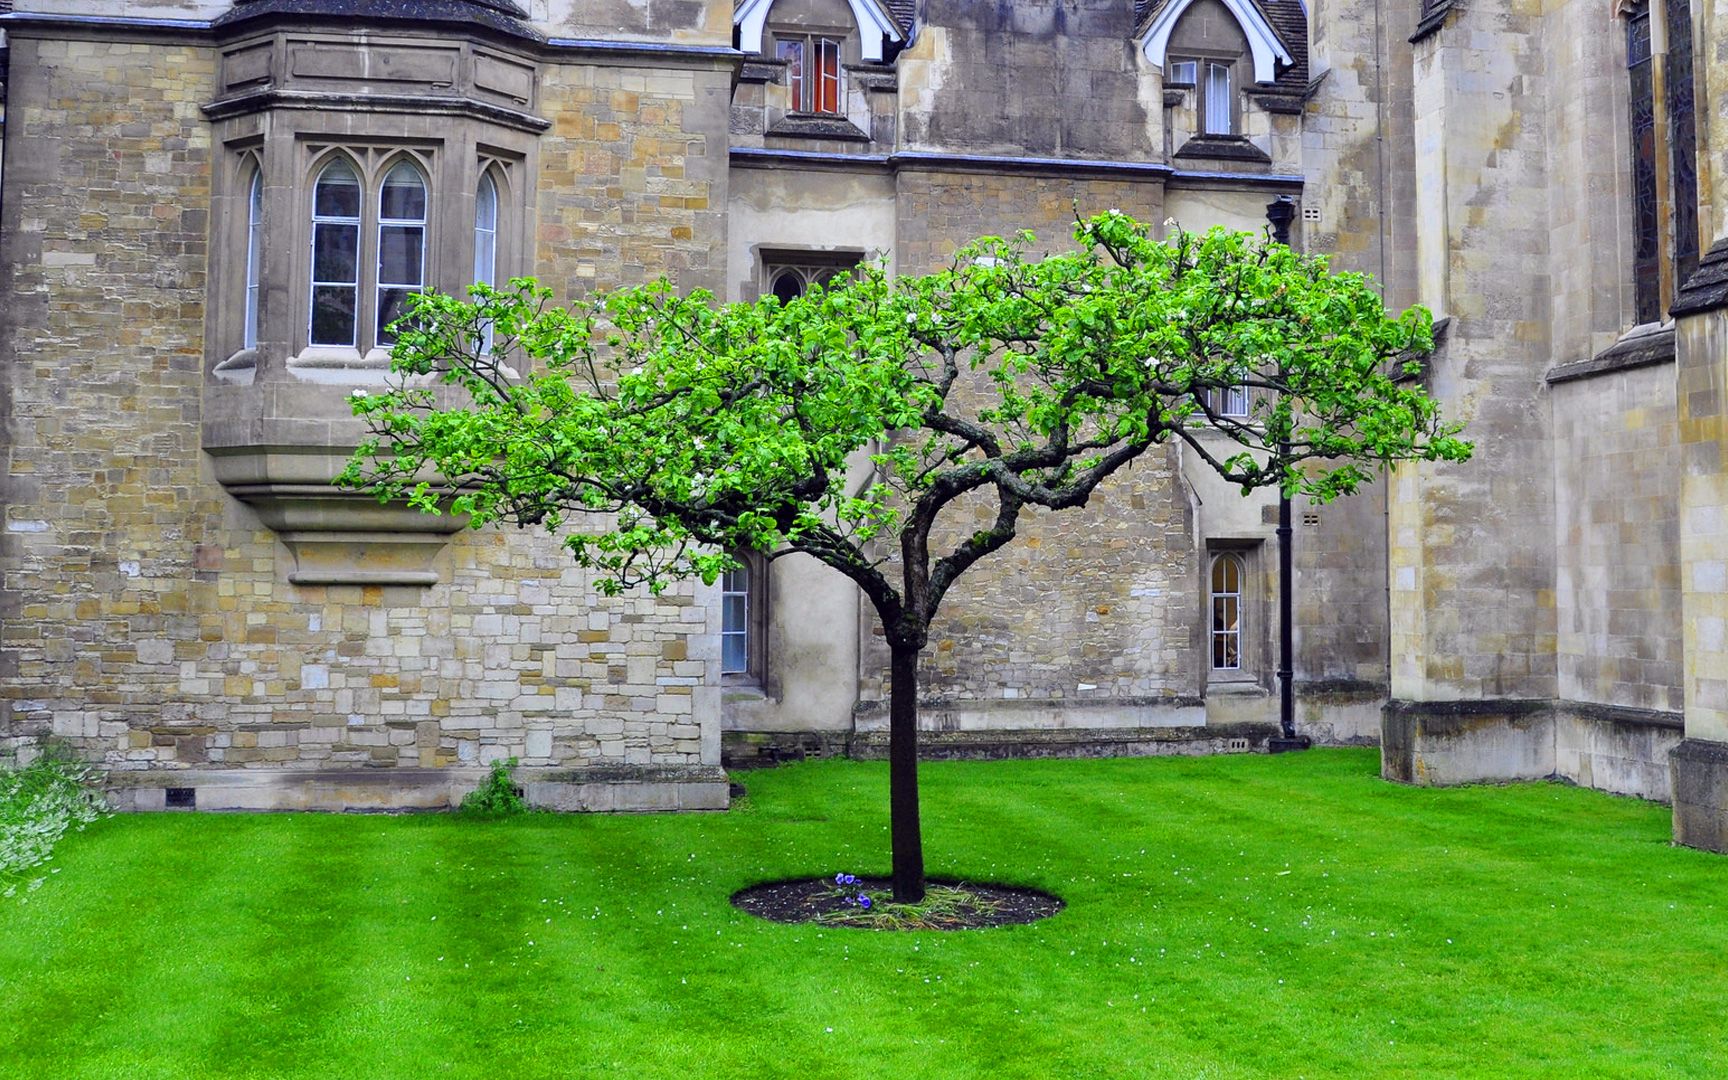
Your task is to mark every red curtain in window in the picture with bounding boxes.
[816,38,841,114]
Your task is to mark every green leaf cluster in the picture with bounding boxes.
[341,211,1469,632]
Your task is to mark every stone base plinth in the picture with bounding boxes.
[1671,739,1728,852]
[106,765,730,813]
[1381,699,1555,785]
[846,723,1280,762]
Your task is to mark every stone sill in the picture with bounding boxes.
[1546,323,1674,385]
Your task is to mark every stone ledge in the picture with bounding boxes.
[1381,699,1555,785]
[1173,135,1273,165]
[1546,324,1674,385]
[105,765,729,813]
[1671,739,1728,852]
[845,723,1279,762]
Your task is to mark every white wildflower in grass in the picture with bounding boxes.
[0,743,112,898]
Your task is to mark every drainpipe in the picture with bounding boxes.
[1265,196,1310,753]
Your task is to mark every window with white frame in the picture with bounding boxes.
[474,171,499,290]
[775,34,843,114]
[1210,552,1244,671]
[310,158,363,347]
[304,150,450,357]
[375,161,428,346]
[243,166,263,352]
[1202,61,1233,135]
[721,554,768,684]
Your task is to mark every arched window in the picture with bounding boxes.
[375,161,428,346]
[243,166,263,351]
[763,256,859,303]
[1210,552,1244,671]
[1624,0,1699,326]
[309,158,362,347]
[474,171,498,289]
[770,267,806,303]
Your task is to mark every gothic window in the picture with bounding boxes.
[375,161,428,347]
[243,166,263,352]
[1210,552,1244,671]
[1627,9,1661,325]
[761,253,861,301]
[474,172,499,289]
[1623,1,1700,325]
[474,170,500,352]
[1664,0,1698,289]
[310,158,363,348]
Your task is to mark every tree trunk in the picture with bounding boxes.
[888,643,926,903]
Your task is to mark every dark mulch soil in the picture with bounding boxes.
[731,877,1063,930]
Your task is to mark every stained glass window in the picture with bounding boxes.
[1665,0,1699,289]
[1626,9,1660,325]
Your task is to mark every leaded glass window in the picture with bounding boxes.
[376,161,427,347]
[1627,10,1660,325]
[310,158,362,347]
[1665,0,1699,289]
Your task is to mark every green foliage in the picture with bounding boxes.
[0,739,111,899]
[459,757,528,817]
[341,212,1471,633]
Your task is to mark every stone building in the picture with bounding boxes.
[1,0,1726,852]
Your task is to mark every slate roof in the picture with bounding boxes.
[737,0,916,37]
[1133,0,1309,99]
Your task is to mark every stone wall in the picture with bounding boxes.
[1389,2,1558,704]
[858,167,1204,724]
[898,0,1156,161]
[535,57,731,296]
[1551,362,1683,713]
[0,33,730,810]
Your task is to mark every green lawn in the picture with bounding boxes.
[2,749,1724,1078]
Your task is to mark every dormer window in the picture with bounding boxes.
[1170,54,1236,135]
[775,34,843,114]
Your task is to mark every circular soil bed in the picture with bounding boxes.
[731,877,1063,930]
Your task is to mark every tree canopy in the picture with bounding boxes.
[342,210,1471,900]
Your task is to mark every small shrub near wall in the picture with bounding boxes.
[0,741,112,899]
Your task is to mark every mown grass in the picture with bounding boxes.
[1,749,1724,1078]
